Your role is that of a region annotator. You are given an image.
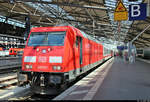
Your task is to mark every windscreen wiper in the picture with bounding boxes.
[33,45,39,50]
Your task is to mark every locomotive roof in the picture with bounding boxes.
[30,26,68,32]
[68,26,100,44]
[31,26,100,42]
[79,30,101,44]
[73,26,110,49]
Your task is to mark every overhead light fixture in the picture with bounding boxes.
[83,5,107,10]
[10,0,14,4]
[128,0,138,1]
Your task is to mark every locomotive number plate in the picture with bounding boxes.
[38,56,47,63]
[37,66,48,69]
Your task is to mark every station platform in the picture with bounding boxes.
[53,57,150,100]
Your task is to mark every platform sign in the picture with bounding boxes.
[114,0,128,21]
[129,3,147,20]
[128,0,138,1]
[117,46,127,50]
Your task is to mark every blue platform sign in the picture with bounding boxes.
[117,46,127,50]
[129,3,147,21]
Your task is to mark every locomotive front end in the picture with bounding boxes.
[18,28,68,94]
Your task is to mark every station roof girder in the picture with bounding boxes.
[0,0,150,48]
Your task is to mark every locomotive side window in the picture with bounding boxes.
[76,36,80,47]
[28,32,66,46]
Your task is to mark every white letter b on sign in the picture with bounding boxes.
[129,3,147,21]
[131,5,140,17]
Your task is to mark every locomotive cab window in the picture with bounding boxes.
[28,31,66,46]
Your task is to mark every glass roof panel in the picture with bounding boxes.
[0,15,25,28]
[25,0,75,21]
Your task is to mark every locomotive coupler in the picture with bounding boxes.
[40,74,45,87]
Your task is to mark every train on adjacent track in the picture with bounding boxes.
[0,43,24,56]
[0,44,5,51]
[136,48,150,59]
[17,26,113,95]
[9,48,24,56]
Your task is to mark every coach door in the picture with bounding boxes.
[78,36,83,74]
[79,37,83,65]
[76,36,82,64]
[75,36,83,75]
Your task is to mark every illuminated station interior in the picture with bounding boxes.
[0,0,150,100]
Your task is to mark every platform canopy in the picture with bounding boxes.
[0,0,150,48]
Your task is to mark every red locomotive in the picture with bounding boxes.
[17,26,113,94]
[0,47,3,51]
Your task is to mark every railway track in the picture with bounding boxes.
[0,56,22,60]
[0,66,21,74]
[10,58,111,100]
[1,58,112,100]
[7,91,57,100]
[0,73,27,100]
[25,94,56,100]
[0,57,22,74]
[0,74,17,89]
[0,74,57,100]
[0,60,21,67]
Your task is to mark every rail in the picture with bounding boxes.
[0,56,22,60]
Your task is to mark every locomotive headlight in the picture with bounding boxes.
[25,65,30,69]
[53,66,57,70]
[25,65,32,69]
[57,66,61,70]
[29,65,32,69]
[52,66,61,70]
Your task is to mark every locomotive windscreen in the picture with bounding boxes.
[28,31,66,46]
